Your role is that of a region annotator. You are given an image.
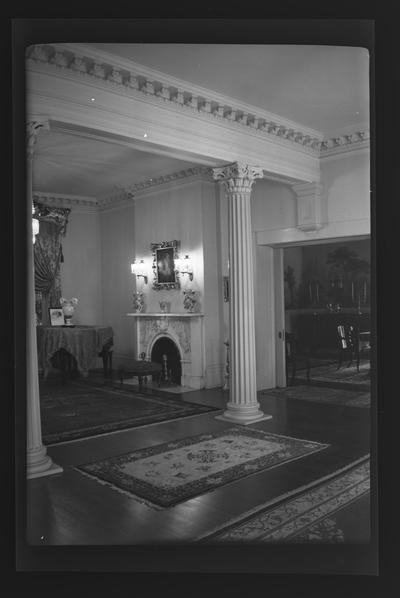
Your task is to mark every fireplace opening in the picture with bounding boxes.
[151,337,182,385]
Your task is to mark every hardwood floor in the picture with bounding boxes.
[26,373,372,548]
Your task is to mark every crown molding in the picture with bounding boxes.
[26,43,325,155]
[319,131,370,158]
[32,192,98,210]
[60,43,324,140]
[99,166,213,206]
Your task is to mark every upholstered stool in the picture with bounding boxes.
[118,359,162,388]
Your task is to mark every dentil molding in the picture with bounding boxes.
[33,167,214,210]
[26,44,325,155]
[27,44,370,159]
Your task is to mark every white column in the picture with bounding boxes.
[213,163,272,424]
[26,121,63,478]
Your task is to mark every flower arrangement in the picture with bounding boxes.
[133,291,145,313]
[60,297,78,326]
[183,289,198,313]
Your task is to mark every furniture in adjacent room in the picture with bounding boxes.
[336,323,358,370]
[294,311,370,356]
[37,325,114,379]
[285,332,310,386]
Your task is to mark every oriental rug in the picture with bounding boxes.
[40,380,220,445]
[262,385,370,408]
[76,427,329,508]
[198,455,370,543]
[295,360,370,389]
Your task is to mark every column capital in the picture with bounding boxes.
[26,119,49,158]
[213,162,263,194]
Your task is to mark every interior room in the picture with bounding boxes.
[21,40,374,569]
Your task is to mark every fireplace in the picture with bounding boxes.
[127,313,205,389]
[151,336,182,385]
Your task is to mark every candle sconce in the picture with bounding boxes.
[131,259,148,284]
[176,254,193,281]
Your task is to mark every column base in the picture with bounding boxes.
[27,446,63,479]
[215,404,272,425]
[27,460,64,479]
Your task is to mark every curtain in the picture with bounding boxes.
[33,203,70,326]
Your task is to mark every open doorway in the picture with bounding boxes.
[276,238,371,392]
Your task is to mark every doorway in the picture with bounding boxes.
[274,237,371,389]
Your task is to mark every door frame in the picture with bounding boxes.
[269,234,370,388]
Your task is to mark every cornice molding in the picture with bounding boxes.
[26,43,326,156]
[32,192,98,209]
[319,131,370,158]
[33,168,215,212]
[100,166,213,206]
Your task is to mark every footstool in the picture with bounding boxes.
[118,360,162,389]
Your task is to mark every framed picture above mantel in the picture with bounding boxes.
[151,240,181,290]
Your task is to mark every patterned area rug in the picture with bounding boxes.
[76,428,328,508]
[40,380,220,445]
[198,455,370,543]
[262,385,370,408]
[295,361,370,389]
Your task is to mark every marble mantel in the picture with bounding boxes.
[127,312,205,389]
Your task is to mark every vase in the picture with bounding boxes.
[159,301,170,313]
[133,292,145,313]
[183,290,197,313]
[60,297,78,326]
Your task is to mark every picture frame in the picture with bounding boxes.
[151,240,181,290]
[49,307,65,326]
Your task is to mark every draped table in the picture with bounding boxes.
[37,325,114,379]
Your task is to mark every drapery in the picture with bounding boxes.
[33,203,70,325]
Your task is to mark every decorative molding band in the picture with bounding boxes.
[319,130,370,157]
[32,192,98,209]
[26,44,326,155]
[101,166,213,205]
[34,166,214,210]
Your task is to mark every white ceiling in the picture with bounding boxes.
[89,43,370,136]
[33,44,370,199]
[33,130,200,198]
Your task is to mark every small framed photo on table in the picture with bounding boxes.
[49,308,64,326]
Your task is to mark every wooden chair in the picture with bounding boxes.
[285,332,310,385]
[336,324,359,370]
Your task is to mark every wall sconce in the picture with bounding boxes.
[131,259,148,284]
[176,254,193,281]
[32,203,39,244]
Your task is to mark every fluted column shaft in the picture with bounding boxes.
[213,163,272,423]
[26,121,63,478]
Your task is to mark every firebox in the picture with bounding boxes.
[151,336,182,385]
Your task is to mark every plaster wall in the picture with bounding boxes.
[99,201,136,367]
[60,207,103,327]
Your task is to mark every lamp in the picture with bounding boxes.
[131,259,148,284]
[177,254,193,281]
[32,203,39,244]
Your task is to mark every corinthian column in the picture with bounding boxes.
[26,120,63,478]
[213,163,272,424]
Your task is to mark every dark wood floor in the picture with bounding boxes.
[26,371,372,548]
